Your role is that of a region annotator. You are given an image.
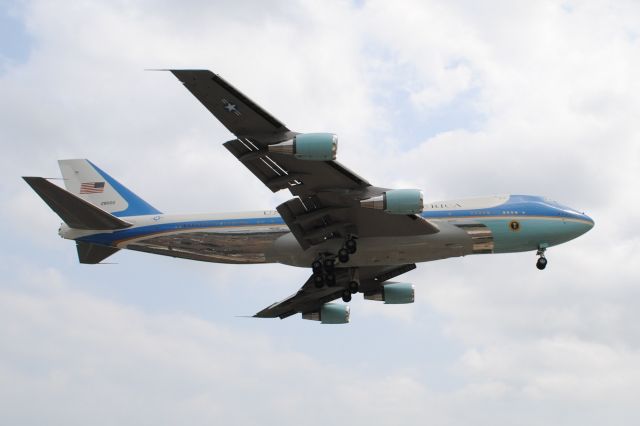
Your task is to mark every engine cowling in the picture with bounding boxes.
[364,282,415,304]
[302,303,350,324]
[268,133,337,161]
[360,189,424,214]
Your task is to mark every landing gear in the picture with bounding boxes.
[345,238,357,254]
[312,256,337,288]
[310,237,359,291]
[337,237,357,264]
[338,248,349,263]
[313,274,324,288]
[536,257,547,270]
[312,271,335,288]
[324,258,335,271]
[325,273,336,285]
[536,247,547,270]
[342,289,352,302]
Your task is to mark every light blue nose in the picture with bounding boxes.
[581,213,595,233]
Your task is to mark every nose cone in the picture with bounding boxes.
[549,202,595,241]
[581,213,595,233]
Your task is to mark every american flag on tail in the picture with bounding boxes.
[80,182,105,194]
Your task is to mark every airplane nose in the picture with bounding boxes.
[581,213,595,232]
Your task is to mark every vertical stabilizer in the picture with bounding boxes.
[58,159,161,217]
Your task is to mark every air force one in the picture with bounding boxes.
[24,70,594,324]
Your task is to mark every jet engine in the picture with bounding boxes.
[268,133,337,161]
[360,189,424,214]
[302,303,350,324]
[364,282,415,304]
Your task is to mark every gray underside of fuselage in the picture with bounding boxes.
[124,230,289,264]
[120,220,496,267]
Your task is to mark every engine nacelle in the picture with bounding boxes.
[360,189,424,214]
[302,303,350,324]
[268,133,337,161]
[364,282,415,304]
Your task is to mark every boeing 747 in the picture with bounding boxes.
[24,70,594,324]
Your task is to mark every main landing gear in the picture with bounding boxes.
[536,247,548,270]
[312,237,361,301]
[313,257,336,288]
[338,236,358,263]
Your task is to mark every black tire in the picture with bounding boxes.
[338,249,349,263]
[325,273,336,285]
[312,260,322,274]
[345,239,357,254]
[348,280,359,294]
[324,258,335,272]
[313,274,324,288]
[342,290,352,303]
[536,257,547,270]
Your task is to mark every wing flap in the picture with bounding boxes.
[223,138,305,193]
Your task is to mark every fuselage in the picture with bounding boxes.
[60,195,594,268]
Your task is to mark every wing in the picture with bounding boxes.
[170,69,438,249]
[254,264,417,319]
[171,69,289,138]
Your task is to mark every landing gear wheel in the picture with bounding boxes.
[312,260,322,274]
[313,274,324,288]
[338,248,349,263]
[324,258,335,272]
[345,238,357,254]
[342,290,352,302]
[536,257,547,270]
[325,273,336,286]
[348,280,359,294]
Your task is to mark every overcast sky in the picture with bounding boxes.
[1,0,639,425]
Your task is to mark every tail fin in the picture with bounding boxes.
[22,177,133,230]
[58,159,161,217]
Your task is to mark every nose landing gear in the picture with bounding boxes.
[536,247,548,270]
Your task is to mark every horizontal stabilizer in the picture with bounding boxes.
[76,241,120,264]
[23,177,133,230]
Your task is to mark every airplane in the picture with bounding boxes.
[23,70,595,324]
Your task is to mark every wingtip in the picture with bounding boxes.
[22,176,42,183]
[146,69,215,79]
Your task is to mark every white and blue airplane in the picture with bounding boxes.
[24,70,594,324]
